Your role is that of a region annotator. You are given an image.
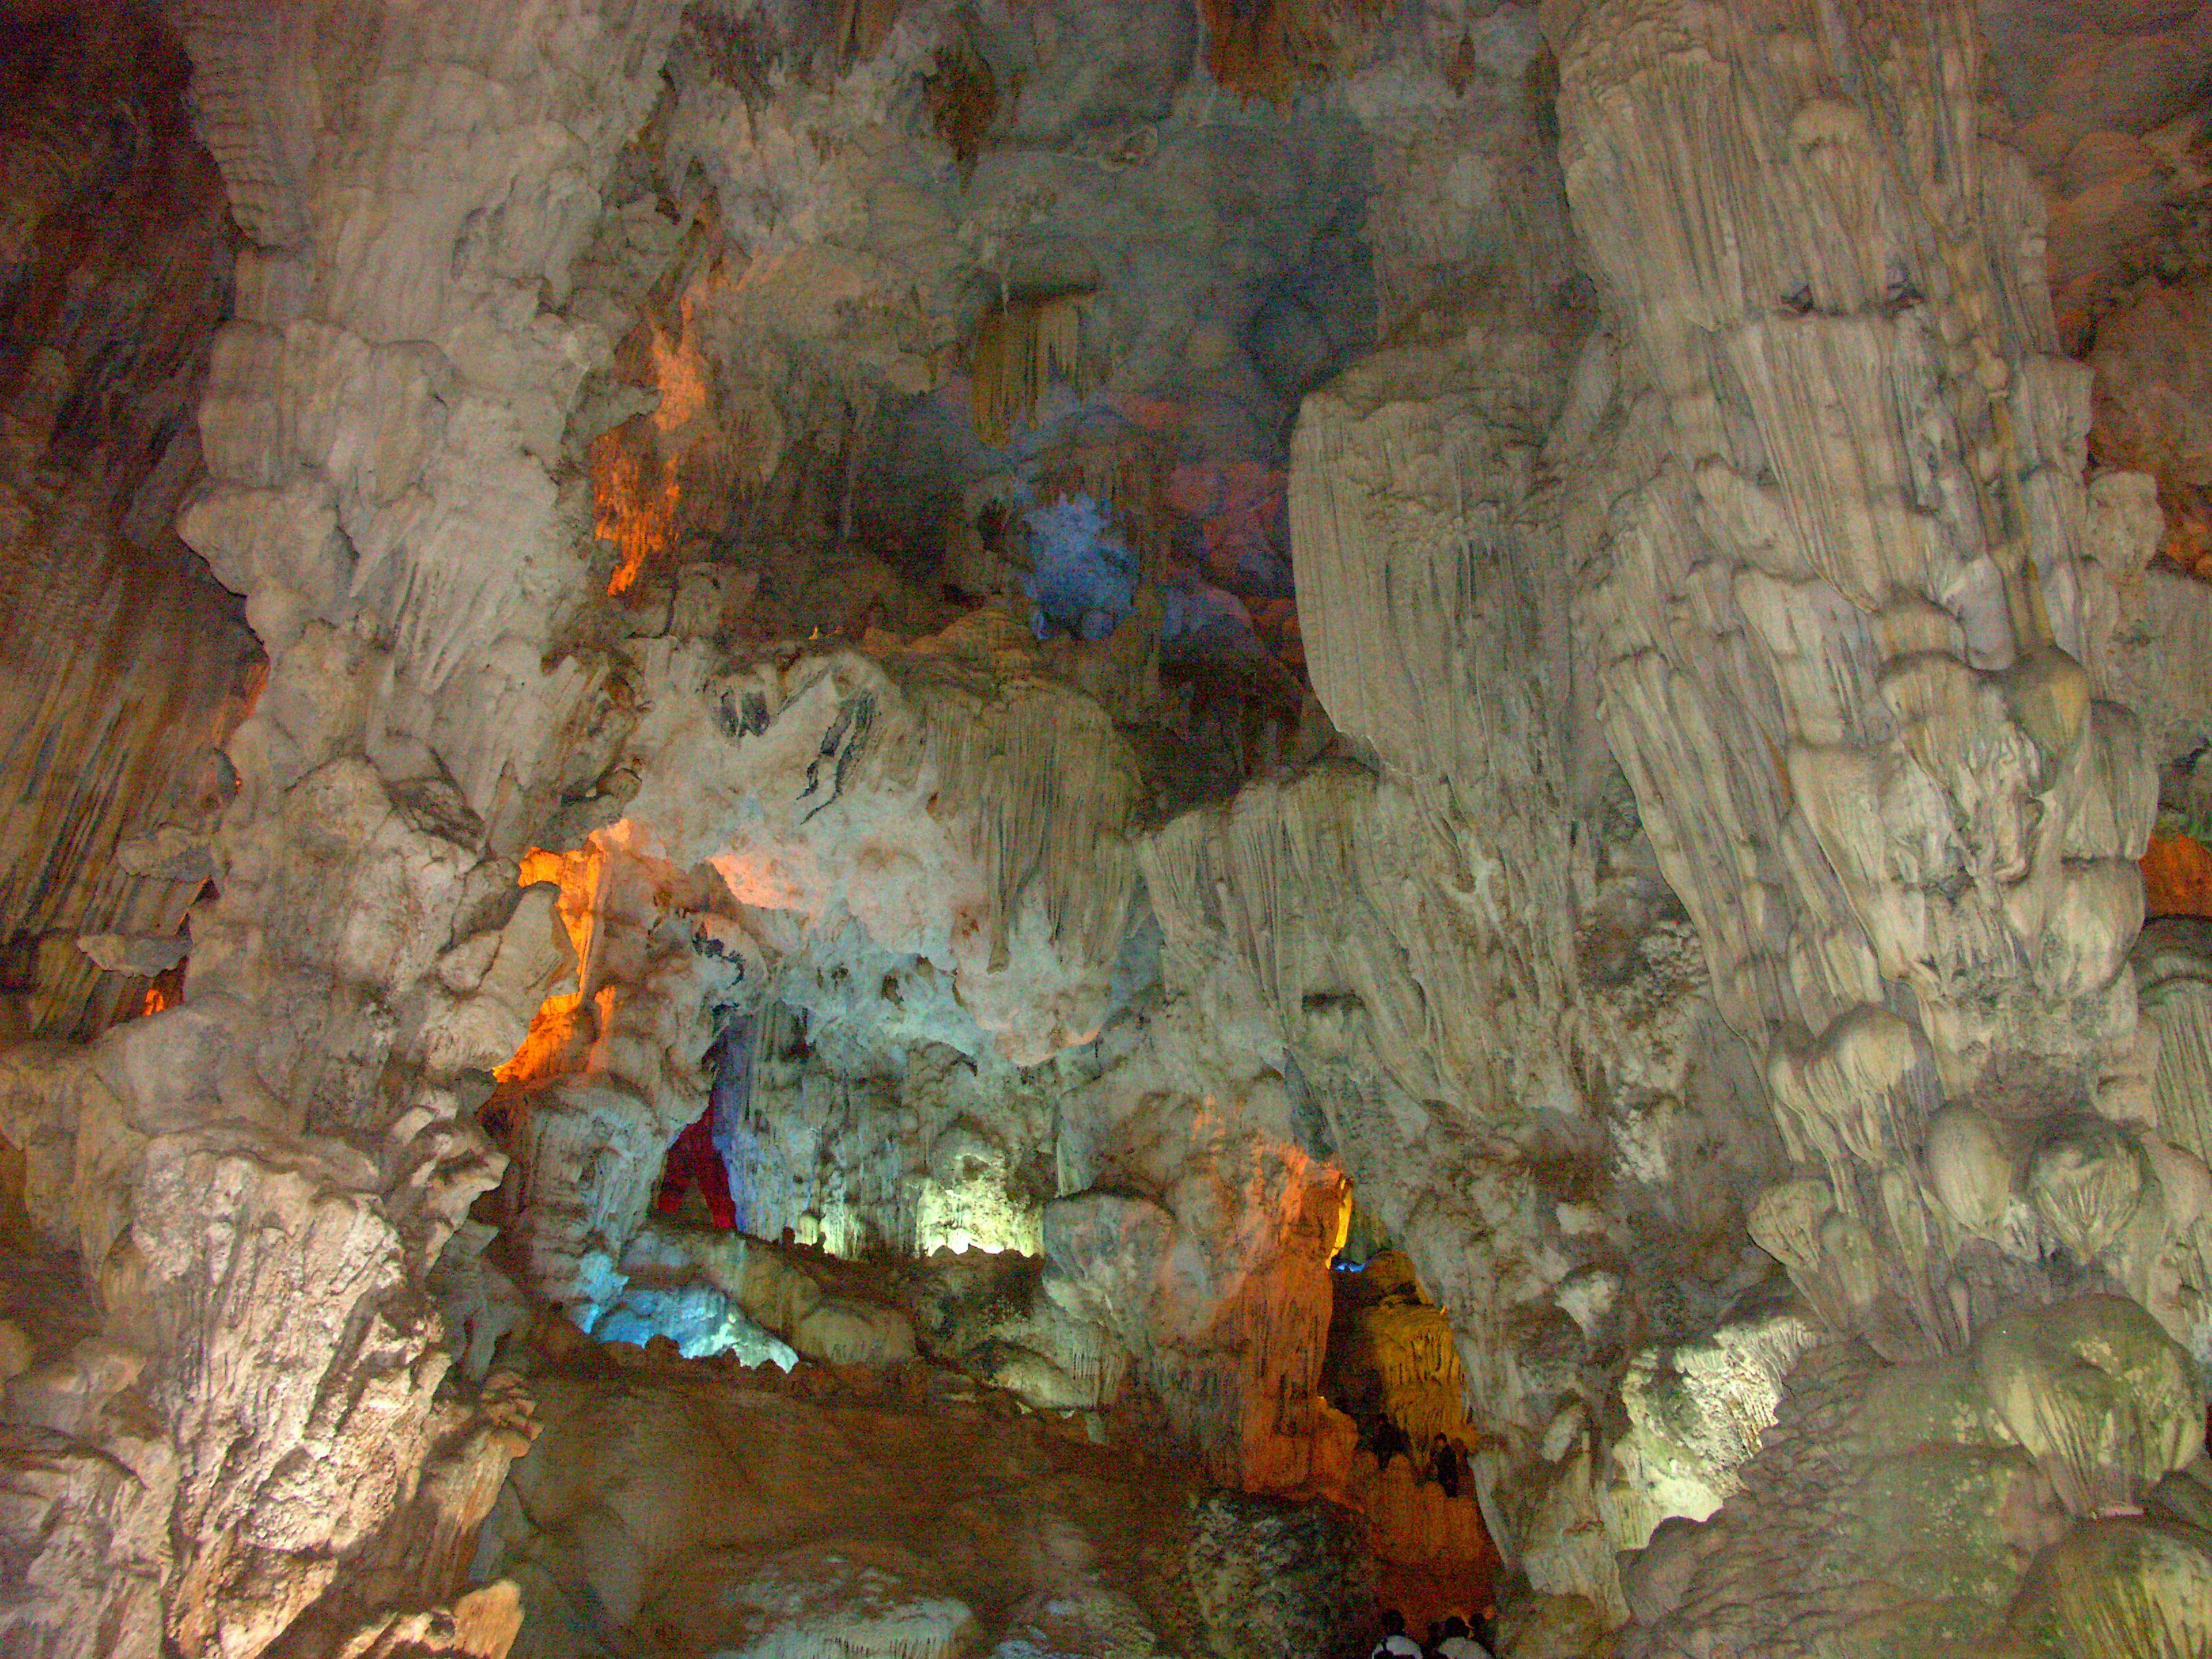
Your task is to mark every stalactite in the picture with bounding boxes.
[1196,0,1390,107]
[175,1,306,248]
[966,291,1093,448]
[909,675,1141,972]
[923,26,997,187]
[1032,428,1176,592]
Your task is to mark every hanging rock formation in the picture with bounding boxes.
[2,2,2211,1657]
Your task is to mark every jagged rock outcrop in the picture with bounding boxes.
[3,2,693,1654]
[476,1324,1311,1659]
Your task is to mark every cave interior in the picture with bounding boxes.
[5,2,2212,1657]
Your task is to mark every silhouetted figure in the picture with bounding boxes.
[1371,1417,1410,1467]
[1437,1614,1494,1659]
[1370,1609,1423,1659]
[1430,1434,1463,1497]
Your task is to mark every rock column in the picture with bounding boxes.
[1541,0,2212,1649]
[2,4,681,1656]
[1544,0,2204,1368]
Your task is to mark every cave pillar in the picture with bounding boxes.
[1540,0,2212,1362]
[1533,7,2212,1647]
[0,5,682,1658]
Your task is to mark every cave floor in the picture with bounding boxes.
[482,1329,1233,1659]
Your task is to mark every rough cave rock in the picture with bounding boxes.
[3,1,2212,1657]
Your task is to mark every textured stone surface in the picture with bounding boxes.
[0,0,261,1040]
[1543,0,2212,1650]
[1184,1489,1371,1659]
[4,2,2212,1656]
[482,1330,1228,1659]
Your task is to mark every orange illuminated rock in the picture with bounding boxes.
[592,421,680,597]
[1350,1448,1499,1634]
[649,297,710,435]
[2143,831,2212,920]
[491,990,592,1089]
[493,844,611,1087]
[1315,1250,1500,1629]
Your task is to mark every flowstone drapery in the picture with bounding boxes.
[1141,317,1792,1621]
[1542,0,2212,1649]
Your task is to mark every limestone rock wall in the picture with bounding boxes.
[5,4,2211,1656]
[453,607,1373,1506]
[1143,299,1789,1620]
[0,0,262,1041]
[1541,0,2212,1649]
[3,2,694,1654]
[456,626,1154,1331]
[1613,1298,2209,1659]
[1547,0,2203,1360]
[1979,1,2212,782]
[1046,990,1353,1491]
[470,1326,1381,1659]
